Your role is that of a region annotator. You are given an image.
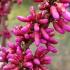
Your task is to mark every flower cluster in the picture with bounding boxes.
[0,0,12,16]
[0,42,24,70]
[0,42,53,70]
[12,0,70,69]
[38,0,70,34]
[15,6,58,48]
[0,0,23,38]
[23,46,52,70]
[0,0,70,70]
[0,0,12,38]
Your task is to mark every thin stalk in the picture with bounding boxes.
[1,16,7,47]
[1,1,13,47]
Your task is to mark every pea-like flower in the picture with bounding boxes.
[23,46,52,70]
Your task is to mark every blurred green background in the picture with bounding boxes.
[8,0,70,70]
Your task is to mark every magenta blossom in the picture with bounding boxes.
[0,43,56,70]
[0,0,70,70]
[23,46,52,70]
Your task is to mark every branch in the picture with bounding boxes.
[23,40,33,51]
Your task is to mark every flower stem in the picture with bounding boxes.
[1,16,7,47]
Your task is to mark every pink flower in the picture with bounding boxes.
[38,1,50,10]
[50,6,60,19]
[34,23,40,32]
[34,32,40,46]
[23,46,52,70]
[56,3,70,21]
[53,22,65,34]
[41,28,50,40]
[3,63,17,70]
[53,19,70,34]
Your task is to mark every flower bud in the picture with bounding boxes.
[41,28,50,40]
[47,45,57,53]
[17,16,31,22]
[39,66,48,70]
[58,19,70,32]
[56,3,70,21]
[41,56,52,64]
[3,64,16,70]
[34,23,40,32]
[55,3,64,13]
[15,36,24,43]
[34,32,40,46]
[8,58,19,65]
[35,46,47,57]
[53,23,65,34]
[24,34,30,39]
[63,3,69,8]
[13,67,19,70]
[49,37,58,44]
[41,39,47,44]
[21,23,31,33]
[27,15,35,21]
[39,19,48,24]
[62,10,70,21]
[12,27,23,36]
[7,42,16,49]
[7,54,19,64]
[46,28,54,33]
[30,6,36,17]
[23,62,33,69]
[63,24,70,32]
[50,6,60,19]
[16,46,22,55]
[0,51,7,62]
[24,53,33,61]
[25,49,32,54]
[38,2,49,10]
[33,58,40,65]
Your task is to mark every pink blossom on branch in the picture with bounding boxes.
[0,0,70,70]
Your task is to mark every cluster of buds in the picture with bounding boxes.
[0,0,70,70]
[0,42,23,70]
[16,6,58,49]
[37,0,70,34]
[0,0,13,16]
[0,0,12,36]
[0,42,53,70]
[12,0,70,69]
[0,0,23,46]
[0,0,23,36]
